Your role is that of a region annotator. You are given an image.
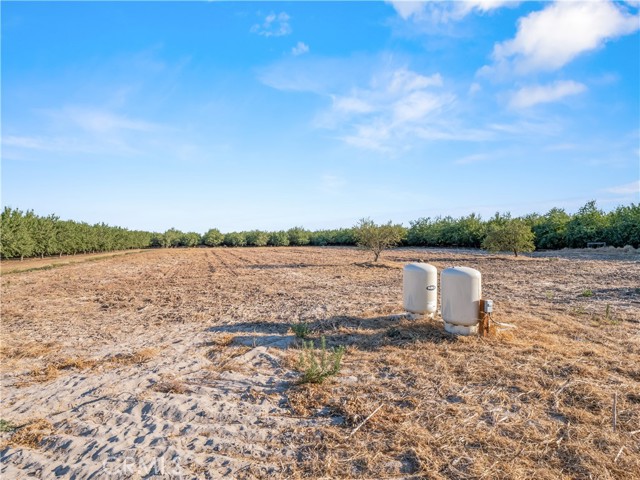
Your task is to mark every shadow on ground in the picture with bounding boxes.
[207,314,457,351]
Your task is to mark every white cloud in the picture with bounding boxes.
[387,0,516,23]
[321,68,455,150]
[454,153,491,165]
[468,82,482,95]
[487,1,639,75]
[2,135,50,150]
[291,41,309,56]
[509,80,587,109]
[59,107,159,133]
[386,1,426,20]
[320,174,347,192]
[604,180,640,195]
[332,96,375,114]
[251,12,291,37]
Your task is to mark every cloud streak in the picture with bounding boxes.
[604,180,640,195]
[509,80,587,109]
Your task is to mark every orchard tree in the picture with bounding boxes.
[223,232,246,247]
[180,232,201,247]
[532,207,570,250]
[353,217,405,262]
[287,227,310,246]
[1,207,35,260]
[565,200,608,248]
[245,230,269,247]
[268,231,290,246]
[202,228,224,247]
[482,219,535,257]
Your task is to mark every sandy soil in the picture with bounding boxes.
[1,246,639,479]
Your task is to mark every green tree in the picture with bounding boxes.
[482,219,535,257]
[353,217,405,262]
[287,227,310,246]
[566,200,608,248]
[180,232,201,247]
[605,204,640,247]
[533,208,570,250]
[1,207,35,260]
[223,232,246,247]
[268,231,290,246]
[245,230,269,247]
[202,228,224,247]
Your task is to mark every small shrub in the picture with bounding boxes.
[580,289,594,297]
[291,322,311,339]
[297,336,345,384]
[0,419,17,433]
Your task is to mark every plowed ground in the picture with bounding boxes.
[1,247,639,479]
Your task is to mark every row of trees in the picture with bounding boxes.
[407,201,639,250]
[0,208,153,260]
[1,201,638,260]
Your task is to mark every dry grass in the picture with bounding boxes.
[19,348,159,386]
[152,376,192,395]
[1,419,54,449]
[1,246,639,478]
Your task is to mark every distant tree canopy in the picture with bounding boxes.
[1,201,638,260]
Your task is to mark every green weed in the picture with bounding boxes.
[0,419,17,433]
[297,336,345,384]
[291,322,311,339]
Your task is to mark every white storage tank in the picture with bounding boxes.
[441,267,481,335]
[403,263,437,315]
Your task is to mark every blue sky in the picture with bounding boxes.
[2,1,639,233]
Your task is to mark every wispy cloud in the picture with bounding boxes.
[481,1,639,76]
[604,180,640,195]
[291,41,309,56]
[509,80,587,109]
[320,68,454,151]
[50,107,160,134]
[3,105,164,160]
[319,174,347,193]
[251,12,291,37]
[387,0,516,23]
[454,153,491,165]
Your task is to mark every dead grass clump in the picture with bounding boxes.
[205,345,251,373]
[0,341,58,360]
[26,357,97,384]
[152,377,192,395]
[2,419,54,449]
[209,333,235,347]
[286,384,333,416]
[19,348,158,386]
[110,347,159,365]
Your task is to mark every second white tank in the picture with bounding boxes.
[441,266,481,335]
[403,263,437,315]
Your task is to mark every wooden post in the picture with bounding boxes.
[479,299,489,337]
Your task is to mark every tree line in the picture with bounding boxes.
[1,201,638,260]
[0,208,153,260]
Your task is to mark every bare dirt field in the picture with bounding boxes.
[1,246,639,479]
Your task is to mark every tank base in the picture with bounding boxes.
[444,322,478,336]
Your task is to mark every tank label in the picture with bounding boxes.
[426,285,436,291]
